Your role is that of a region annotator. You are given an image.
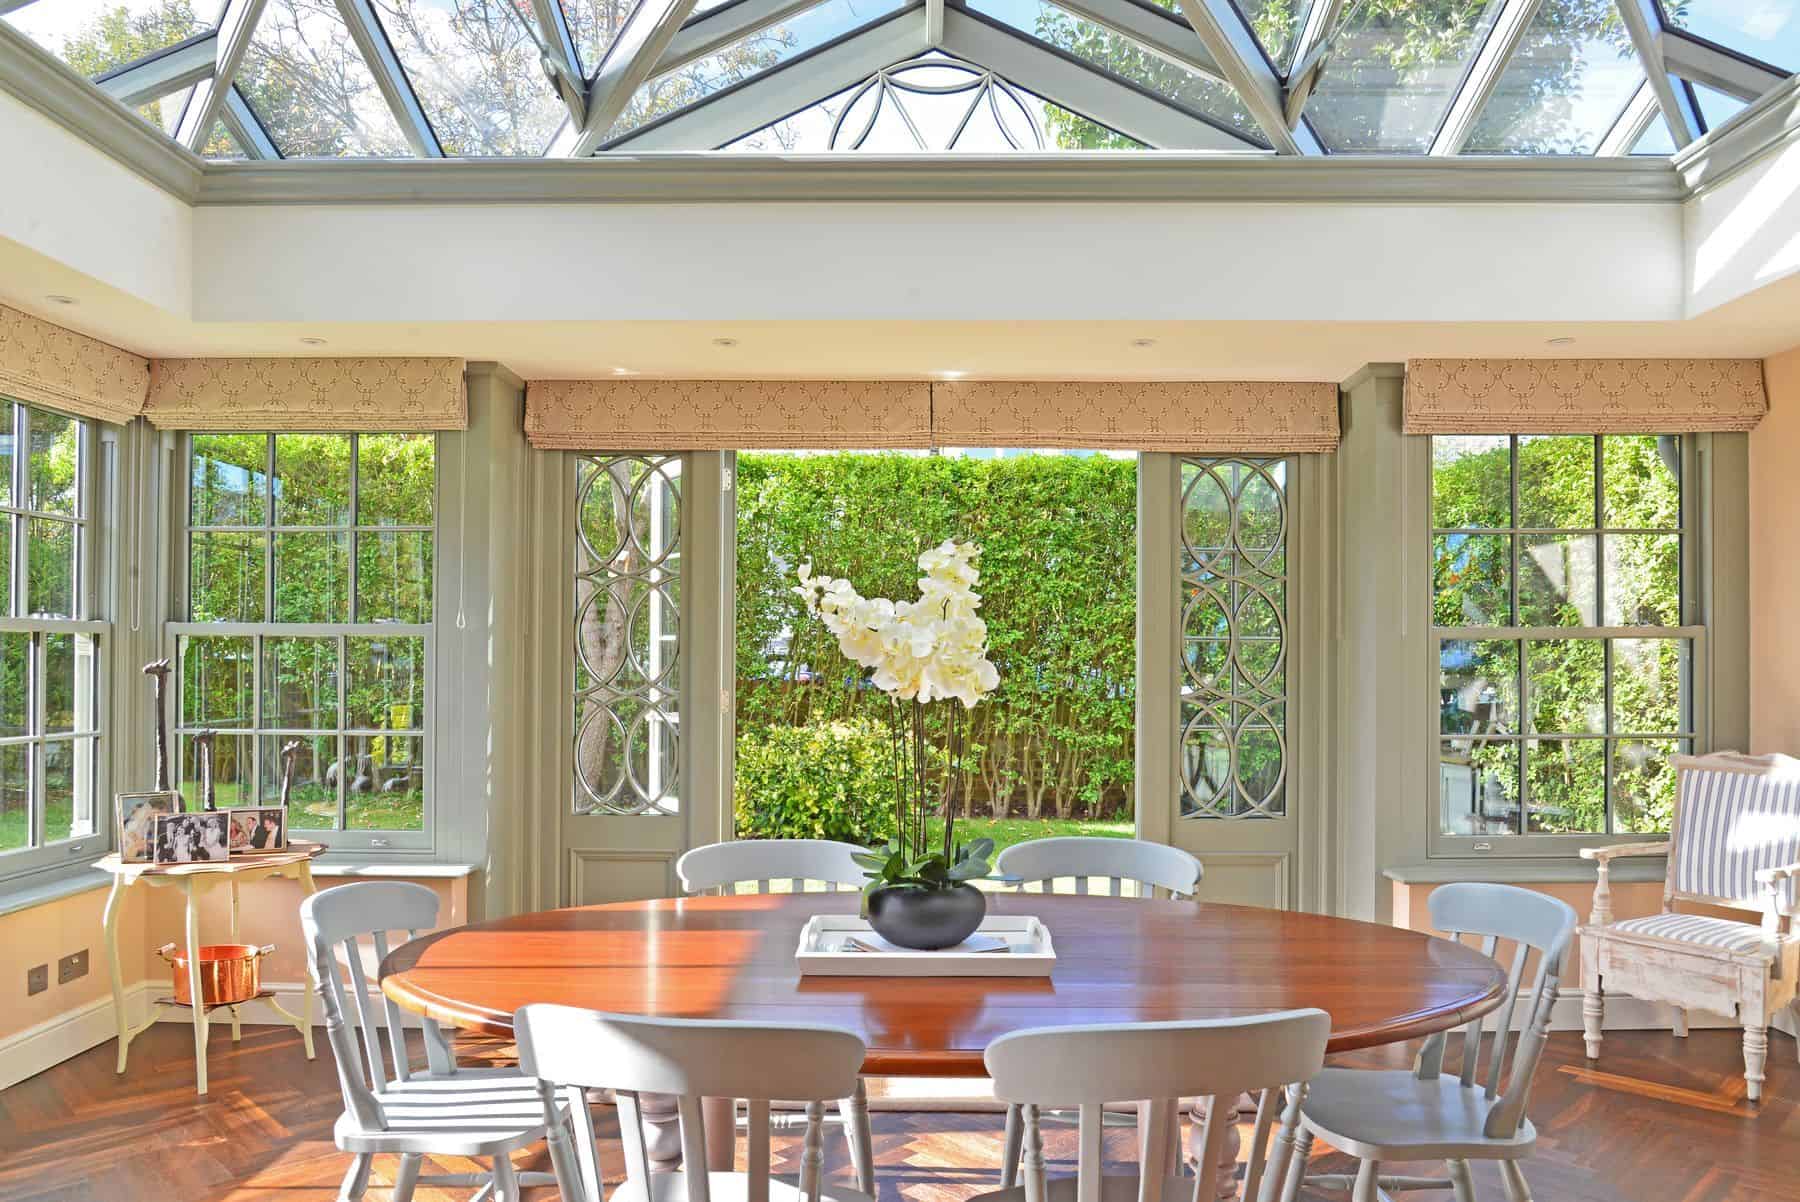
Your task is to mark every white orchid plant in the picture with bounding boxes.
[795,540,1001,908]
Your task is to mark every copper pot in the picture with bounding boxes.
[157,942,275,1006]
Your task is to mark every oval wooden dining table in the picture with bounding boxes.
[380,891,1508,1194]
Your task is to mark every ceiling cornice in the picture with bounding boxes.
[1674,72,1800,200]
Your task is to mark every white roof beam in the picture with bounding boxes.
[1173,0,1318,152]
[333,0,444,156]
[1597,79,1658,155]
[551,0,705,156]
[0,0,37,14]
[944,7,1263,150]
[1661,29,1789,102]
[1049,0,1224,81]
[1281,0,1343,125]
[927,0,944,47]
[1430,0,1544,155]
[658,0,821,72]
[528,0,589,127]
[221,84,280,157]
[1614,0,1700,146]
[172,0,267,148]
[94,31,218,106]
[606,10,928,149]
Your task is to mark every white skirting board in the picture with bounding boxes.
[1,983,1795,1095]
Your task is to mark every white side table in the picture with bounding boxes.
[96,839,324,1095]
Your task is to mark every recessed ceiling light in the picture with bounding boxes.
[712,337,738,348]
[937,370,967,380]
[1546,336,1576,347]
[44,294,77,306]
[1131,337,1157,349]
[299,336,328,347]
[611,366,637,376]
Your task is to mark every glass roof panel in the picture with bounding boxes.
[136,84,192,135]
[369,0,569,155]
[559,0,630,77]
[721,50,1149,148]
[1462,0,1643,155]
[1694,81,1748,130]
[237,0,414,156]
[1660,0,1798,72]
[604,0,909,142]
[4,0,214,78]
[1303,0,1506,152]
[1230,0,1303,71]
[1630,111,1675,154]
[202,118,245,157]
[964,0,1268,146]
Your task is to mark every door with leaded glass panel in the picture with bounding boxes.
[558,452,729,906]
[1164,455,1302,909]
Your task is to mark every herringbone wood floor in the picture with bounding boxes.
[1,1024,1795,1202]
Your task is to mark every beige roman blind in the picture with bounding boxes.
[525,380,933,450]
[526,379,1338,452]
[0,302,149,424]
[931,381,1341,452]
[1404,359,1767,434]
[143,358,468,430]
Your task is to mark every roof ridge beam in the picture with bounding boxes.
[1174,0,1318,153]
[172,0,267,149]
[332,0,444,156]
[1429,0,1545,155]
[1615,0,1700,147]
[551,0,706,156]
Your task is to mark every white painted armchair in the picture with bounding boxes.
[1580,751,1800,1102]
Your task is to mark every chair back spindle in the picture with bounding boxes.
[676,840,868,896]
[1414,882,1576,1140]
[516,1006,866,1202]
[300,880,448,1132]
[994,837,1202,900]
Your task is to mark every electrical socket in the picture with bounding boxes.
[26,965,48,996]
[57,949,88,985]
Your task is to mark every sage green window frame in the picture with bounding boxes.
[0,400,112,883]
[168,432,437,854]
[1426,434,1720,859]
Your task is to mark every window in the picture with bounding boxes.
[1180,456,1288,819]
[573,454,682,817]
[173,434,433,844]
[0,399,104,874]
[1431,435,1695,846]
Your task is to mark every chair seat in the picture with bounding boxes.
[1297,1068,1536,1162]
[336,1073,563,1157]
[1606,913,1774,956]
[970,1173,1195,1202]
[612,1170,875,1202]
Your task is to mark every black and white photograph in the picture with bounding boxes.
[227,807,287,854]
[151,811,230,865]
[115,792,181,864]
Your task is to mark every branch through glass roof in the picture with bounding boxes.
[2,0,1793,157]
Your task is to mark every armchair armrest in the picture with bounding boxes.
[1579,842,1670,863]
[1580,842,1670,927]
[1755,862,1800,932]
[1753,861,1800,887]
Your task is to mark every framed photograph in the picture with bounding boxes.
[227,807,287,854]
[153,811,231,865]
[116,791,181,864]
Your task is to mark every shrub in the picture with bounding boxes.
[734,720,899,846]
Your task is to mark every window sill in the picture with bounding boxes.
[0,857,478,918]
[311,861,477,879]
[1384,858,1666,886]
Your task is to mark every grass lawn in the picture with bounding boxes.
[927,814,1133,855]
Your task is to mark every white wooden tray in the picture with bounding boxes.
[795,914,1055,977]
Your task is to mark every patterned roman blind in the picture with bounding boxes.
[525,380,932,450]
[0,303,149,424]
[143,358,467,430]
[931,381,1339,452]
[1404,359,1767,434]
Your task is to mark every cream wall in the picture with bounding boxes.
[1750,345,1800,754]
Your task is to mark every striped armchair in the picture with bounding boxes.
[1579,752,1800,1102]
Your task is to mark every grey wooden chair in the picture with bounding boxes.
[1285,882,1577,1202]
[301,881,591,1202]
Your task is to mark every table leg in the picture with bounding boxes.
[103,876,131,1074]
[227,878,242,1044]
[639,1093,684,1171]
[1189,1094,1243,1200]
[296,861,319,1059]
[703,1096,737,1171]
[184,879,210,1095]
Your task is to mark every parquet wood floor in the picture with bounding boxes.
[0,1025,1794,1202]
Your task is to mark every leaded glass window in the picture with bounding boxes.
[1432,435,1694,840]
[1180,457,1287,819]
[573,454,682,816]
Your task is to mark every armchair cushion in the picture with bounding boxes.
[1609,913,1771,956]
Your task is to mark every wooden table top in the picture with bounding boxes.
[381,893,1507,1075]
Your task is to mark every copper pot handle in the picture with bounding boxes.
[255,944,276,958]
[156,942,177,963]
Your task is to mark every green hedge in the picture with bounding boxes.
[734,721,900,844]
